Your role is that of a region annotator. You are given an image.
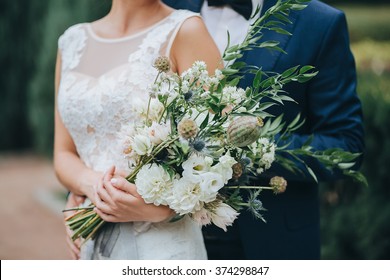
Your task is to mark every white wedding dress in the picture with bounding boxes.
[57,10,207,260]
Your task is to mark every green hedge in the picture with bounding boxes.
[336,4,390,42]
[320,39,390,260]
[0,1,48,151]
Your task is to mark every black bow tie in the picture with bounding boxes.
[208,0,253,20]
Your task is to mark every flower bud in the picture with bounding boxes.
[227,116,264,147]
[232,162,243,180]
[153,56,170,73]
[269,176,287,194]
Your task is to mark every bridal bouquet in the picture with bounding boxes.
[64,0,366,243]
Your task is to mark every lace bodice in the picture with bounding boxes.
[57,10,198,173]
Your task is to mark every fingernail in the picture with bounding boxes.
[111,178,118,186]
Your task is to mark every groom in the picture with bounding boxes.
[162,0,364,259]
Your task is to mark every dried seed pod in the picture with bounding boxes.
[178,119,198,139]
[227,116,263,147]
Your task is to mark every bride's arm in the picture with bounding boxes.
[170,16,221,74]
[53,51,101,202]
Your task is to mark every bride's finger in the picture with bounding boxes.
[111,177,140,198]
[96,181,115,206]
[94,198,115,215]
[103,166,117,198]
[94,207,117,223]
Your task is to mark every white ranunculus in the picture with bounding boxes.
[210,202,239,232]
[147,121,171,145]
[191,208,211,226]
[132,134,153,155]
[135,163,173,206]
[168,177,203,215]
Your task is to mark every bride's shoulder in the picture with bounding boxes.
[58,23,88,51]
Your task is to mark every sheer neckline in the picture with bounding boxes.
[86,10,177,43]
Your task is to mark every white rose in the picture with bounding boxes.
[132,134,153,155]
[135,163,173,206]
[210,202,239,232]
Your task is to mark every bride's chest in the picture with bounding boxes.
[57,70,149,130]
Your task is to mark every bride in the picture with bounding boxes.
[54,0,220,259]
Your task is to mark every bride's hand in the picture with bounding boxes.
[94,166,174,223]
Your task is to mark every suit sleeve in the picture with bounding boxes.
[271,11,364,183]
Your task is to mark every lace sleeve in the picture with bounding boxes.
[58,23,87,73]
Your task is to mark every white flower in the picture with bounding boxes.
[182,154,213,182]
[147,121,171,145]
[191,208,211,226]
[221,86,246,105]
[214,69,224,80]
[135,163,173,206]
[261,152,275,169]
[198,172,224,202]
[211,152,237,183]
[210,202,239,232]
[168,177,203,215]
[181,80,190,93]
[148,98,165,121]
[132,134,153,155]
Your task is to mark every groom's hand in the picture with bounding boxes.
[94,166,174,223]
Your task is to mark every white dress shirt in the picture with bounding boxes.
[201,0,264,55]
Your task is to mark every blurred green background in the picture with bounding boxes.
[0,0,389,259]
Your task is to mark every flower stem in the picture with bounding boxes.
[125,136,180,182]
[62,206,94,212]
[226,186,273,190]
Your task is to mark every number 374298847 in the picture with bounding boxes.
[215,266,269,276]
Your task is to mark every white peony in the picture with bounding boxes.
[168,177,203,215]
[210,202,239,232]
[132,134,153,155]
[135,163,173,206]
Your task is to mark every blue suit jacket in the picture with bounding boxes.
[163,0,364,259]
